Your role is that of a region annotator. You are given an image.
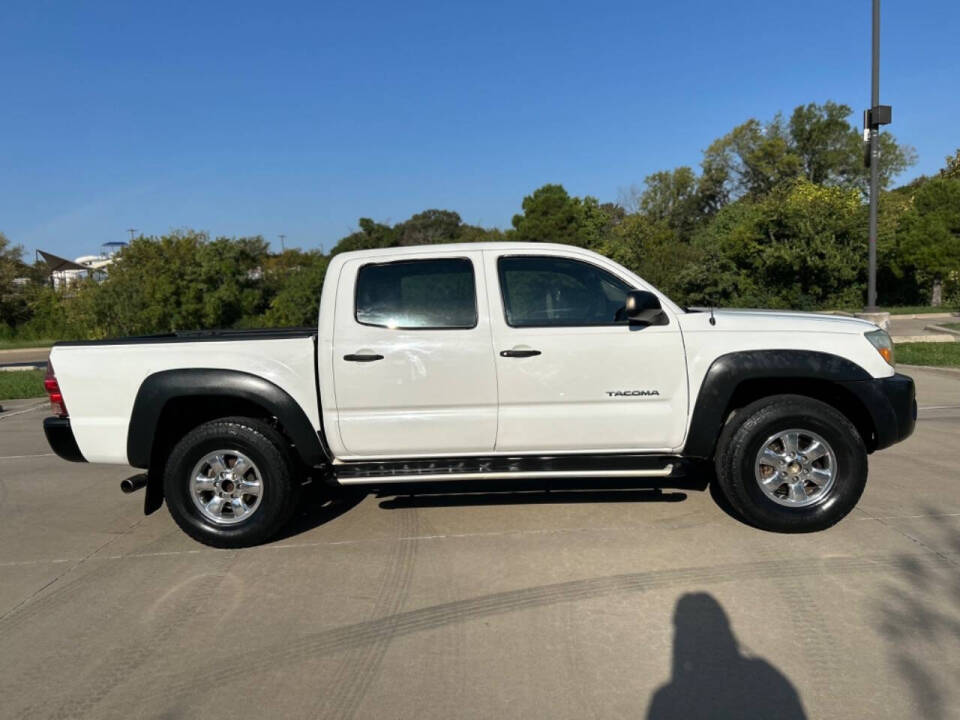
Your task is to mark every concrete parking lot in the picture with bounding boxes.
[1,367,958,720]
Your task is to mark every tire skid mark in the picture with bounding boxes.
[395,514,466,718]
[0,475,8,512]
[0,527,183,713]
[754,543,840,703]
[557,599,595,719]
[775,573,839,698]
[17,549,241,720]
[133,553,921,708]
[0,526,178,636]
[316,507,420,720]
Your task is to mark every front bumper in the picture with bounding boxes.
[43,417,87,463]
[842,373,916,451]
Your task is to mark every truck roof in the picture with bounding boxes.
[331,241,596,262]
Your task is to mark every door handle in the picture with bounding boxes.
[343,353,384,362]
[500,349,541,358]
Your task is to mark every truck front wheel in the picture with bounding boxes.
[714,395,867,532]
[164,417,299,547]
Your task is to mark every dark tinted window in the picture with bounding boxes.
[356,258,477,329]
[498,256,634,327]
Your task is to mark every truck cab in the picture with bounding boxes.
[321,244,688,459]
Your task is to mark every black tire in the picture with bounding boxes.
[164,417,299,548]
[714,395,867,533]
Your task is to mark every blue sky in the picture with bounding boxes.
[2,0,957,258]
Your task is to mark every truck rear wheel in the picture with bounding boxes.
[714,395,867,532]
[164,417,299,547]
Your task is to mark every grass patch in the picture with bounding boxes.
[942,323,960,331]
[895,342,960,368]
[0,370,46,400]
[884,306,958,315]
[0,338,56,351]
[836,306,958,315]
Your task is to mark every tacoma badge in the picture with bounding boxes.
[606,390,660,397]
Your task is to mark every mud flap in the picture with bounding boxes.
[144,472,164,515]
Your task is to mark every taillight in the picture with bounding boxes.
[44,360,68,417]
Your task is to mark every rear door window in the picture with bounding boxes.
[355,258,477,329]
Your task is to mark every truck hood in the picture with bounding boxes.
[682,308,878,334]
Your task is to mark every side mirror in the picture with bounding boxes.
[624,290,666,325]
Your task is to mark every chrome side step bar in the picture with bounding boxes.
[338,466,674,485]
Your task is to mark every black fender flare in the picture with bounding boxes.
[682,350,871,458]
[127,368,329,470]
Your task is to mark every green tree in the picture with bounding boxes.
[941,148,960,180]
[329,210,504,256]
[600,215,701,299]
[396,209,464,246]
[510,184,615,249]
[789,101,860,186]
[329,218,397,255]
[874,190,923,306]
[632,167,701,237]
[898,177,960,306]
[679,181,865,309]
[700,117,804,203]
[458,224,506,243]
[789,102,915,192]
[697,103,915,212]
[261,251,329,326]
[0,233,30,332]
[84,231,269,336]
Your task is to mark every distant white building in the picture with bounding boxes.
[40,245,124,289]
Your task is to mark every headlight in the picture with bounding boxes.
[865,329,895,366]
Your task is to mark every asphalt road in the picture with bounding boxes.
[887,314,959,340]
[1,367,959,720]
[0,348,50,367]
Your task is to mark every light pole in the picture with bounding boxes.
[278,234,286,252]
[865,0,891,312]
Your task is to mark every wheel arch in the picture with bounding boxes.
[683,350,877,459]
[127,369,329,513]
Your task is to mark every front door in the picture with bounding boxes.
[485,251,688,453]
[332,252,498,458]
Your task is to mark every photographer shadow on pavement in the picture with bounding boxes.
[647,592,807,720]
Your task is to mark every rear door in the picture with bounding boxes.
[485,250,688,453]
[331,251,498,458]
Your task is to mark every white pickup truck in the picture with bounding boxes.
[43,242,916,547]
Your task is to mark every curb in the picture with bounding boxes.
[0,347,52,356]
[891,312,959,320]
[925,324,960,338]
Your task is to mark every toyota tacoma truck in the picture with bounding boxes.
[42,242,916,547]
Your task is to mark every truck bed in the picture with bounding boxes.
[50,329,321,464]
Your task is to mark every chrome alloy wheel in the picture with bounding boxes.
[190,450,264,525]
[753,429,837,508]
